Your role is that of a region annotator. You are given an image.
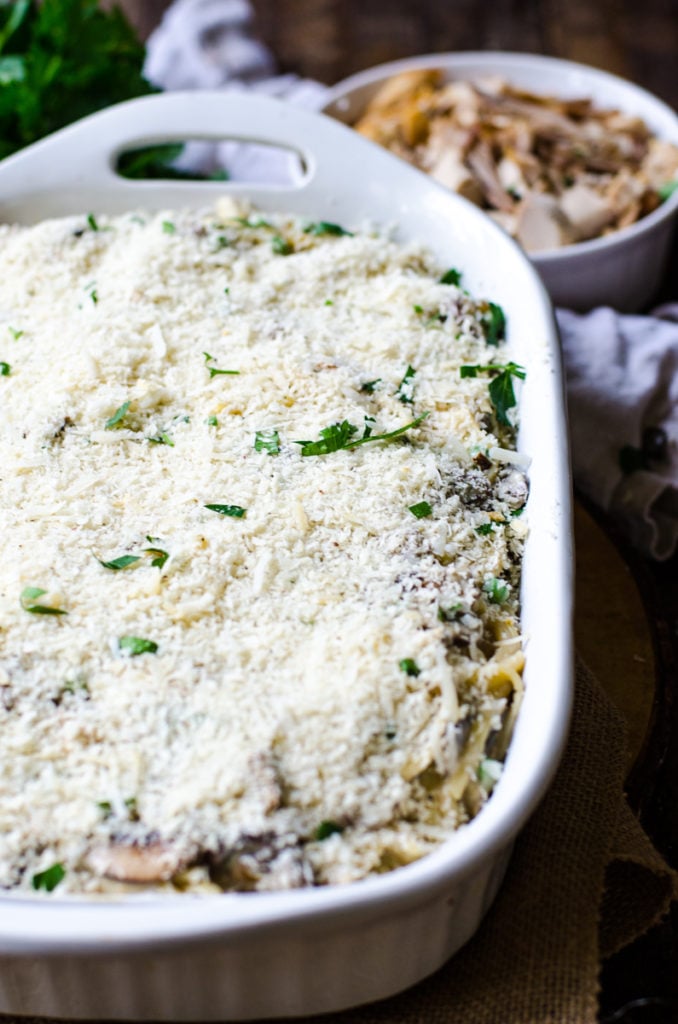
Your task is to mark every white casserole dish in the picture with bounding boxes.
[0,91,573,1021]
[322,51,678,313]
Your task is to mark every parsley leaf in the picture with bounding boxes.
[0,361,10,375]
[295,412,427,456]
[32,862,65,892]
[360,378,381,394]
[483,577,509,604]
[20,586,67,615]
[658,180,678,202]
[254,429,280,455]
[475,522,495,536]
[271,234,293,256]
[105,401,130,430]
[144,538,169,569]
[395,365,416,405]
[483,302,506,346]
[439,268,462,285]
[96,554,140,571]
[162,220,176,234]
[304,221,352,237]
[314,820,344,841]
[460,362,525,426]
[8,326,23,340]
[204,352,239,378]
[148,432,174,446]
[399,658,420,677]
[118,636,158,656]
[408,501,432,519]
[205,503,247,518]
[86,212,99,231]
[206,415,218,427]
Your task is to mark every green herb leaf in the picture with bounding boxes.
[8,326,23,340]
[438,603,463,622]
[399,658,420,677]
[162,220,176,234]
[359,378,381,394]
[118,636,158,656]
[408,500,432,519]
[96,554,140,571]
[87,213,99,231]
[0,361,10,376]
[314,820,344,841]
[235,215,272,229]
[484,302,506,346]
[208,367,239,378]
[32,862,65,892]
[413,304,424,314]
[396,365,416,405]
[254,429,280,455]
[296,412,428,457]
[206,415,218,427]
[20,586,67,615]
[205,503,247,518]
[148,432,174,446]
[658,180,678,201]
[105,401,130,430]
[144,538,169,569]
[439,268,462,285]
[483,577,509,604]
[475,522,495,535]
[460,362,525,427]
[97,800,113,818]
[89,288,98,305]
[271,234,293,255]
[304,221,352,237]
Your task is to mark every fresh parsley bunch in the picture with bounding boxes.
[0,0,155,161]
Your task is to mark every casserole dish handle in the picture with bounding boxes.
[0,91,412,217]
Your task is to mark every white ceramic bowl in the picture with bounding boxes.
[0,91,573,1020]
[322,51,678,312]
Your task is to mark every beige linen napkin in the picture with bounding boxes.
[1,659,674,1024]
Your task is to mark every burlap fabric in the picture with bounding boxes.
[2,660,675,1024]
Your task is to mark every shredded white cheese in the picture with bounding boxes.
[0,204,526,895]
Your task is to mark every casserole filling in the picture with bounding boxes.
[0,201,526,894]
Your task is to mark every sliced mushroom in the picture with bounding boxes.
[87,840,187,884]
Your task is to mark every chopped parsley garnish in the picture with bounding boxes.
[324,299,333,306]
[20,586,67,615]
[271,234,293,256]
[475,522,495,536]
[8,327,23,340]
[118,636,158,656]
[483,302,506,346]
[439,268,462,285]
[144,538,169,569]
[105,400,131,429]
[97,554,140,571]
[304,221,352,237]
[32,863,65,892]
[295,412,427,457]
[483,577,509,604]
[658,180,678,201]
[254,429,280,455]
[396,365,416,404]
[162,220,176,234]
[97,800,113,818]
[314,820,344,841]
[399,658,420,677]
[359,378,381,394]
[438,603,463,622]
[235,215,272,229]
[148,432,174,446]
[87,213,99,231]
[206,415,219,427]
[460,362,525,427]
[205,503,247,518]
[89,289,98,305]
[413,304,424,314]
[0,361,10,376]
[204,352,239,378]
[408,501,432,519]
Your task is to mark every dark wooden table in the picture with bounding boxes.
[115,1,678,1018]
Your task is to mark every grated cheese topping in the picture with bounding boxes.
[0,202,527,895]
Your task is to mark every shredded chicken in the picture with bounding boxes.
[353,72,678,251]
